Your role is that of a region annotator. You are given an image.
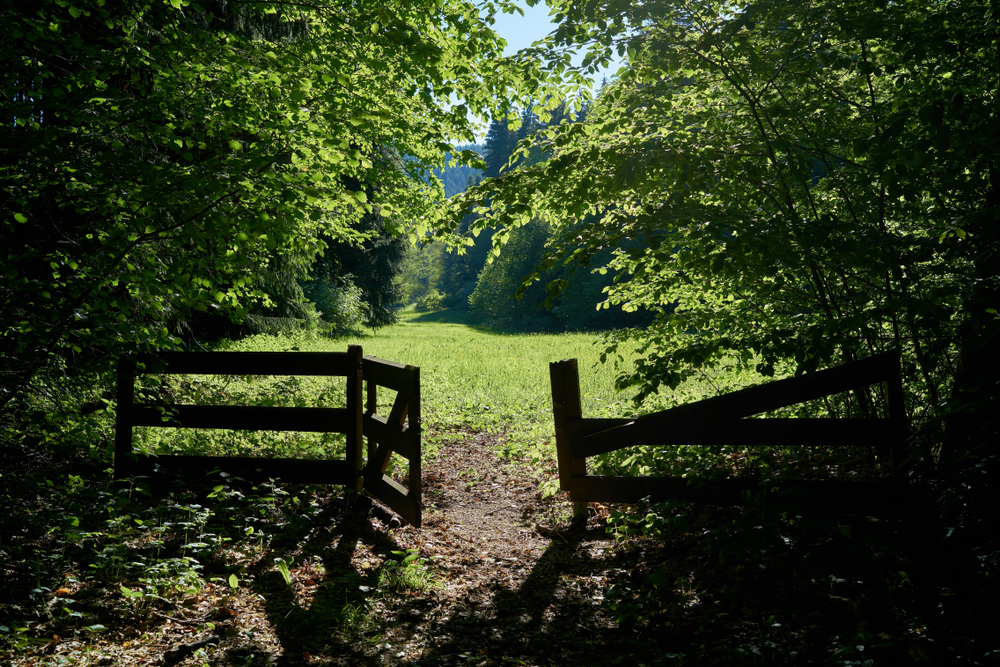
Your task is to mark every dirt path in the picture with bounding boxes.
[352,431,642,666]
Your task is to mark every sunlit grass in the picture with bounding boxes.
[213,310,662,457]
[152,308,761,465]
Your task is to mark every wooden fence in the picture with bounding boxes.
[115,345,421,525]
[549,350,908,505]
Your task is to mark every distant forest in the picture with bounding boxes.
[431,144,483,198]
[398,99,657,333]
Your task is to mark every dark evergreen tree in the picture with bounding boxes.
[438,206,494,309]
[432,143,484,197]
[547,99,571,127]
[482,118,518,179]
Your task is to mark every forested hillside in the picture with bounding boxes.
[399,93,656,331]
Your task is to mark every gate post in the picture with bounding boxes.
[347,344,364,491]
[550,359,587,509]
[114,356,136,478]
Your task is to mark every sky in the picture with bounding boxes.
[487,1,623,72]
[488,1,561,56]
[463,1,623,142]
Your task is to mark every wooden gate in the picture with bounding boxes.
[361,355,421,527]
[114,345,421,526]
[550,350,908,505]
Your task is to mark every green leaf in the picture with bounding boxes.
[120,586,140,598]
[275,559,291,586]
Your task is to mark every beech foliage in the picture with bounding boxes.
[441,0,999,464]
[0,0,560,412]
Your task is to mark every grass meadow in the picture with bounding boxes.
[204,309,664,461]
[136,308,796,481]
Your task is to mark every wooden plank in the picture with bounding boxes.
[129,454,353,485]
[571,418,903,459]
[134,351,353,376]
[365,473,420,527]
[386,392,409,428]
[550,360,588,490]
[367,441,393,475]
[346,345,364,492]
[365,380,378,416]
[126,405,351,433]
[364,381,379,465]
[407,365,422,514]
[567,418,635,440]
[362,356,419,393]
[577,351,901,457]
[360,356,421,527]
[363,414,417,460]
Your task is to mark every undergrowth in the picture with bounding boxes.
[0,452,436,662]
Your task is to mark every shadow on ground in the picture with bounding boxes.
[239,485,998,667]
[251,502,659,667]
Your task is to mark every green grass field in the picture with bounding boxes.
[138,309,769,476]
[207,310,657,459]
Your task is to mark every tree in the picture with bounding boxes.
[482,118,519,180]
[438,207,494,309]
[469,218,552,325]
[308,201,408,330]
[432,144,484,198]
[1,0,554,416]
[442,0,999,468]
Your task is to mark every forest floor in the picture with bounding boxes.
[3,429,657,667]
[4,427,1000,666]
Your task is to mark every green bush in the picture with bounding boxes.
[302,275,366,333]
[414,290,446,312]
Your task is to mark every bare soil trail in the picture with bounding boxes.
[369,430,648,667]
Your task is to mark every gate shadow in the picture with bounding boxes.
[243,493,407,666]
[388,515,667,666]
[242,497,663,666]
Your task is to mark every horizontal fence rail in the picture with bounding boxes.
[115,345,422,526]
[550,350,909,506]
[124,405,353,433]
[124,350,358,377]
